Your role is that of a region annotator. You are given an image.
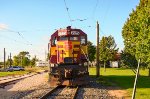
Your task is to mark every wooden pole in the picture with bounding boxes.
[96,21,100,77]
[4,48,6,69]
[21,55,23,67]
[8,55,9,68]
[10,53,12,67]
[132,59,140,99]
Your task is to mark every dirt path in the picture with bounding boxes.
[107,86,130,99]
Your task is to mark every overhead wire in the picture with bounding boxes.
[91,0,99,22]
[63,0,72,25]
[1,28,32,45]
[0,34,32,45]
[80,0,100,28]
[90,0,109,37]
[102,0,111,26]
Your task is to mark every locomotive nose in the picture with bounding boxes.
[63,41,80,63]
[64,41,72,51]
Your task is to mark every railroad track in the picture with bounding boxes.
[40,86,79,99]
[0,70,48,89]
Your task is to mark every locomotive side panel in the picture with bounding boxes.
[50,47,57,64]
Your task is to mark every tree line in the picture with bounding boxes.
[2,51,38,67]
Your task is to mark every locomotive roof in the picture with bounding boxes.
[50,26,87,38]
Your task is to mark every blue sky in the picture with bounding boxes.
[0,0,139,61]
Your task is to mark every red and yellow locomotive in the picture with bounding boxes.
[48,26,89,86]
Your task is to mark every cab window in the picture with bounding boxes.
[59,36,68,41]
[70,36,78,41]
[81,36,86,44]
[52,37,57,46]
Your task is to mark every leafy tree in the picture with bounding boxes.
[13,51,30,67]
[87,41,96,62]
[13,56,20,66]
[122,0,150,76]
[22,57,30,66]
[99,35,118,71]
[0,62,3,65]
[0,62,3,68]
[30,56,38,67]
[6,57,13,67]
[46,53,50,61]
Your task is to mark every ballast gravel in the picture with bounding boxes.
[0,72,49,99]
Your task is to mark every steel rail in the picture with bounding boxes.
[40,86,79,99]
[40,85,61,99]
[72,86,79,99]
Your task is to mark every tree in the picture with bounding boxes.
[22,57,30,66]
[99,35,118,71]
[6,57,13,67]
[13,51,30,67]
[30,56,38,67]
[87,41,96,62]
[13,56,20,66]
[0,62,3,68]
[122,0,150,76]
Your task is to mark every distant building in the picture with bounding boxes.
[110,61,119,68]
[110,53,121,68]
[36,61,49,67]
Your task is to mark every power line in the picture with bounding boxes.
[1,28,32,45]
[100,28,106,36]
[0,33,32,46]
[91,0,99,21]
[101,1,111,26]
[71,18,88,22]
[63,0,72,25]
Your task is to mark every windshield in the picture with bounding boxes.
[70,36,78,41]
[81,36,86,44]
[59,36,68,41]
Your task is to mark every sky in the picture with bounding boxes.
[0,0,140,61]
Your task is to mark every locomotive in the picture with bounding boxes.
[48,26,89,86]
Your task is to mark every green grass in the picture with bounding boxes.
[0,71,29,77]
[0,67,49,77]
[89,67,150,99]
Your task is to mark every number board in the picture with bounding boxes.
[71,31,80,35]
[58,32,67,36]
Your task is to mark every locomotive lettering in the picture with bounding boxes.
[58,32,67,36]
[71,31,80,35]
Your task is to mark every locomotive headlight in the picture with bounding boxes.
[74,58,77,62]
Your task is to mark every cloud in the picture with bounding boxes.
[0,23,8,30]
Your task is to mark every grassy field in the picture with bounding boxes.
[0,67,49,77]
[89,67,150,99]
[0,71,29,77]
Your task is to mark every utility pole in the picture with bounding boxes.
[45,50,47,66]
[35,55,37,66]
[132,59,140,99]
[10,53,12,67]
[4,48,6,70]
[96,21,100,77]
[21,55,23,67]
[8,55,9,68]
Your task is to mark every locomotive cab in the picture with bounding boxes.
[49,26,89,86]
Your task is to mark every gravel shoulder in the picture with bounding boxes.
[0,72,49,99]
[0,74,128,99]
